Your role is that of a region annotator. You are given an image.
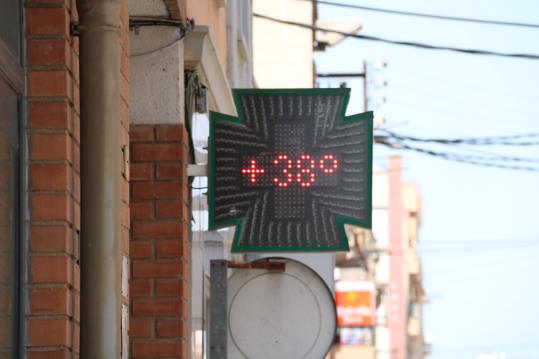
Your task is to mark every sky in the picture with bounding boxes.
[314,1,539,358]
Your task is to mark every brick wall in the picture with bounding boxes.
[120,1,131,355]
[25,0,129,357]
[26,0,81,357]
[129,124,190,359]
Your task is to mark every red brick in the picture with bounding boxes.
[30,132,71,161]
[131,201,153,220]
[120,28,129,56]
[31,256,71,284]
[73,81,80,114]
[120,167,128,200]
[132,260,181,278]
[129,279,152,297]
[120,2,128,24]
[71,260,80,292]
[73,142,80,172]
[31,193,71,222]
[29,102,69,129]
[30,163,70,191]
[156,200,182,218]
[29,287,71,315]
[120,71,129,102]
[73,292,80,322]
[26,7,69,36]
[132,182,181,200]
[28,38,70,67]
[132,221,182,238]
[72,112,80,144]
[130,163,153,181]
[121,49,129,79]
[132,340,181,358]
[156,320,183,338]
[30,225,72,253]
[155,279,182,297]
[156,125,183,142]
[28,318,71,347]
[27,350,69,359]
[156,163,184,180]
[131,143,181,162]
[120,98,129,129]
[122,227,129,256]
[28,70,70,97]
[131,241,152,259]
[129,318,152,338]
[72,322,80,354]
[156,239,184,258]
[182,280,189,301]
[121,201,129,228]
[73,172,80,202]
[130,126,154,142]
[132,299,181,317]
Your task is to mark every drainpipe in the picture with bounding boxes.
[76,0,122,357]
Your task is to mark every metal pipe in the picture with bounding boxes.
[76,0,122,357]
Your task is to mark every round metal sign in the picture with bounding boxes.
[227,258,336,359]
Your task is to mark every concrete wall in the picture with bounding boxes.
[253,0,314,88]
[186,0,227,71]
[128,0,185,125]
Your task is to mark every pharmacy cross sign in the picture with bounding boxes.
[208,88,373,252]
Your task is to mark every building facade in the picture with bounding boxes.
[0,0,254,357]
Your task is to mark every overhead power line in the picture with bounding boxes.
[377,130,539,146]
[253,13,539,60]
[375,138,539,172]
[373,130,539,171]
[309,0,539,29]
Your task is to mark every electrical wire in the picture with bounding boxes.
[129,17,195,57]
[376,130,539,146]
[308,0,539,29]
[376,139,539,171]
[130,36,186,57]
[253,13,539,60]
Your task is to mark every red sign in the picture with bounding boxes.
[335,281,376,327]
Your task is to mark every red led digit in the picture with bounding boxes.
[320,154,339,174]
[296,154,316,187]
[273,155,290,187]
[243,154,338,187]
[241,159,265,183]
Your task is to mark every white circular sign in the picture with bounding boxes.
[227,258,336,359]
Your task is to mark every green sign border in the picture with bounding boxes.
[208,88,373,252]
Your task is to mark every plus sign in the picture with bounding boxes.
[241,159,265,183]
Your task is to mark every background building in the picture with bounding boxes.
[1,0,427,357]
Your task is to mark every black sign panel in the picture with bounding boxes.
[209,89,373,252]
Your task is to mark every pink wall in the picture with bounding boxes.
[388,156,407,359]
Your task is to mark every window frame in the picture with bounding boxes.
[0,0,25,356]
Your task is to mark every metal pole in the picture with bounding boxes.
[77,0,122,357]
[210,260,228,359]
[363,61,368,112]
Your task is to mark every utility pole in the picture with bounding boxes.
[316,60,369,112]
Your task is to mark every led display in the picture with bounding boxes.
[209,89,373,252]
